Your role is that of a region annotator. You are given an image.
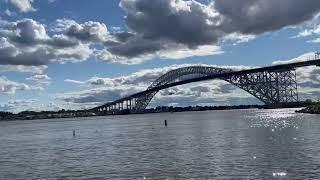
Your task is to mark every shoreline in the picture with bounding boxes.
[0,104,307,122]
[296,109,320,114]
[295,102,320,114]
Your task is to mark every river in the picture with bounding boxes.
[0,108,319,179]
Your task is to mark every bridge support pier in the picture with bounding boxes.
[225,69,298,107]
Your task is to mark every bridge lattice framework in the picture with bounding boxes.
[89,58,320,114]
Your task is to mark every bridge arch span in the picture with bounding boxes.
[133,66,234,112]
[91,58,320,114]
[132,65,298,113]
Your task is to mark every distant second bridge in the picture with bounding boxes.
[91,56,320,114]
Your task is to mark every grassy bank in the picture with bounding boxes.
[296,101,320,114]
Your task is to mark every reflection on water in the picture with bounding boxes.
[248,108,302,129]
[0,109,319,179]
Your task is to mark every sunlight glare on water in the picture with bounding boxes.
[273,172,287,177]
[248,108,303,130]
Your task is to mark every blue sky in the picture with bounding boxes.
[1,0,320,112]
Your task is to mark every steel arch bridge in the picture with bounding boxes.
[91,58,320,114]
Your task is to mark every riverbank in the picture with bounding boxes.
[0,105,267,121]
[0,110,96,121]
[0,103,308,121]
[296,103,320,114]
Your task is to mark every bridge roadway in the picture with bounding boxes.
[91,58,320,112]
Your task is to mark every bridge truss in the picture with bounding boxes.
[91,59,320,115]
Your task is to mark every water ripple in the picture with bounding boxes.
[0,110,319,179]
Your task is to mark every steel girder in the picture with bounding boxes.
[132,66,233,113]
[223,70,298,106]
[95,66,298,114]
[132,67,298,113]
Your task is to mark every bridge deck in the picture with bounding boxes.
[93,59,320,109]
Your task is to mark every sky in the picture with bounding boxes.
[0,0,320,112]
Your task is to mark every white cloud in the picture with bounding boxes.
[307,38,320,44]
[0,65,47,74]
[97,45,224,65]
[293,13,320,43]
[223,33,256,45]
[296,26,320,38]
[57,86,144,105]
[8,0,35,13]
[104,0,320,64]
[1,0,320,67]
[3,9,16,16]
[294,13,320,38]
[272,52,316,65]
[64,79,85,85]
[158,45,223,60]
[0,99,62,113]
[111,26,121,31]
[0,99,37,112]
[0,76,43,95]
[3,0,320,68]
[26,74,51,84]
[0,19,93,66]
[53,19,112,42]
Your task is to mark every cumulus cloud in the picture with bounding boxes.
[3,9,17,16]
[296,25,320,38]
[0,99,61,113]
[0,65,47,74]
[93,0,225,63]
[2,0,320,67]
[8,0,35,13]
[120,0,223,46]
[0,76,42,95]
[65,65,176,87]
[94,0,320,64]
[292,12,320,43]
[158,45,223,60]
[214,0,320,34]
[0,99,37,112]
[35,0,320,65]
[0,19,92,66]
[223,33,256,45]
[53,19,112,42]
[26,74,51,84]
[98,45,223,65]
[58,86,144,105]
[272,52,316,65]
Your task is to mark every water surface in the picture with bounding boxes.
[0,109,319,179]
